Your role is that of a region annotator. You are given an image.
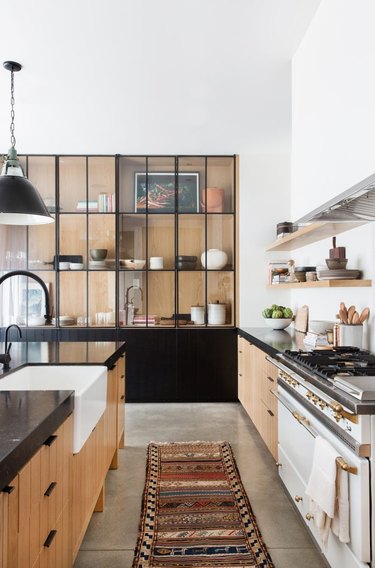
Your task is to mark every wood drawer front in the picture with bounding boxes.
[36,503,70,568]
[259,400,278,461]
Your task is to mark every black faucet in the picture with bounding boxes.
[0,270,52,325]
[0,324,22,370]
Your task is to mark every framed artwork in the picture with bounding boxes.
[21,282,50,318]
[135,172,199,212]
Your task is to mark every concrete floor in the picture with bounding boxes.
[74,403,326,567]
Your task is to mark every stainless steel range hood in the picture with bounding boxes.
[295,172,375,224]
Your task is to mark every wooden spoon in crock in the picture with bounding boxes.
[359,307,370,323]
[352,311,360,324]
[339,308,348,324]
[347,305,356,324]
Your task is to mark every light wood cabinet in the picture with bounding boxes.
[237,337,278,460]
[117,354,126,449]
[71,360,125,561]
[1,414,73,568]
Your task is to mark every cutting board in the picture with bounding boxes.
[294,305,309,333]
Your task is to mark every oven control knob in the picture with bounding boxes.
[329,402,343,413]
[291,379,298,388]
[311,395,319,405]
[333,412,343,422]
[318,400,327,410]
[294,495,303,503]
[306,391,314,400]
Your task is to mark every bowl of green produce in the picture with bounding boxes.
[262,305,293,330]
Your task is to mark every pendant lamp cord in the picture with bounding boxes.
[10,69,16,149]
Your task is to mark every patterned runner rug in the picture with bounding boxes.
[132,441,274,567]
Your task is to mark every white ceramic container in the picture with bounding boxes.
[191,305,205,325]
[150,256,163,269]
[208,303,226,325]
[200,249,228,270]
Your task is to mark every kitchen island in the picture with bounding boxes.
[0,340,126,567]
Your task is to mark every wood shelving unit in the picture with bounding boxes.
[267,279,372,289]
[266,221,367,252]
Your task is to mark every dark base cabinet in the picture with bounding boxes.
[3,328,238,403]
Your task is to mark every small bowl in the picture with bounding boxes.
[294,271,306,282]
[264,317,293,330]
[58,261,70,270]
[124,259,146,269]
[28,316,45,326]
[69,262,84,270]
[90,248,108,261]
[325,258,348,270]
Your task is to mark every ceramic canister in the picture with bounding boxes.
[191,305,205,325]
[208,303,226,325]
[150,256,163,269]
[201,249,228,270]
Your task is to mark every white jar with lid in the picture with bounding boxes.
[208,302,226,325]
[191,305,205,325]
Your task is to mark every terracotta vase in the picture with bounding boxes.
[201,187,224,212]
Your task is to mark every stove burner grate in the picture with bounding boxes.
[284,348,375,380]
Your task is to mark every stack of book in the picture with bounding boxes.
[98,193,116,212]
[303,331,330,347]
[133,315,160,326]
[76,200,98,212]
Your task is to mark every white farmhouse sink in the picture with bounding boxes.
[0,365,107,453]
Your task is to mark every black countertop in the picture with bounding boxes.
[237,327,375,415]
[0,340,125,491]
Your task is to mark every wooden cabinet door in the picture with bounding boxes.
[237,337,246,405]
[4,476,19,568]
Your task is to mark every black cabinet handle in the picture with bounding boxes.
[120,374,125,379]
[120,395,125,400]
[267,409,274,417]
[44,434,58,447]
[44,482,57,497]
[44,530,57,548]
[2,485,15,494]
[267,376,274,382]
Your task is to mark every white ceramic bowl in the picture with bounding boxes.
[309,320,335,334]
[59,261,70,270]
[28,316,45,326]
[124,259,146,269]
[70,262,84,270]
[264,317,293,330]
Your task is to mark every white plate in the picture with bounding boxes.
[317,275,359,280]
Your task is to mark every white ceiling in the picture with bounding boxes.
[0,0,321,155]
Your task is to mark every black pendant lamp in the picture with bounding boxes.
[0,61,53,225]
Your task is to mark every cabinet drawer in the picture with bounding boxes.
[259,400,277,460]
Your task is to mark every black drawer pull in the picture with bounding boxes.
[239,350,243,353]
[44,434,58,447]
[2,485,15,494]
[44,482,57,497]
[120,374,125,379]
[44,530,57,548]
[267,376,274,382]
[120,395,125,400]
[267,409,274,417]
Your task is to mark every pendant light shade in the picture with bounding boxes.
[0,61,54,225]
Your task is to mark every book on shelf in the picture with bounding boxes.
[98,192,116,212]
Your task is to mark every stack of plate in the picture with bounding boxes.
[52,315,76,326]
[317,269,361,281]
[89,260,106,269]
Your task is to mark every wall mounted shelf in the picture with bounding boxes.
[267,279,372,289]
[266,221,367,252]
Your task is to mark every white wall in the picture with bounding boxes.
[291,0,375,349]
[239,154,291,326]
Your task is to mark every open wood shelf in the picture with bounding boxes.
[266,221,367,252]
[267,279,372,289]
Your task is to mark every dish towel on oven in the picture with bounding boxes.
[332,465,350,543]
[305,435,340,549]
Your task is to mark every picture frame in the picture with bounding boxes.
[135,172,199,213]
[21,282,50,319]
